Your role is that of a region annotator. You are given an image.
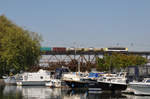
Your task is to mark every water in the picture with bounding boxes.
[0,85,150,99]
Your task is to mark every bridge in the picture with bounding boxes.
[41,50,150,56]
[39,50,150,67]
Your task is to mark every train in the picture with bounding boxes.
[40,47,128,52]
[40,47,102,52]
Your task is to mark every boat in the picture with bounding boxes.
[3,75,16,85]
[16,69,51,86]
[45,79,61,88]
[62,72,90,88]
[62,71,101,89]
[129,78,150,95]
[97,72,127,91]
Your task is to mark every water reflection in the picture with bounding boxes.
[62,89,88,99]
[1,85,22,99]
[3,85,21,95]
[123,94,150,99]
[1,85,150,99]
[3,86,61,99]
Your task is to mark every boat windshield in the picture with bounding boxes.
[146,79,150,83]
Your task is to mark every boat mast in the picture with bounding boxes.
[78,60,80,73]
[74,42,80,74]
[109,53,112,73]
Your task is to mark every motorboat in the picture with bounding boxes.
[16,69,51,86]
[62,72,90,88]
[3,75,16,85]
[97,72,127,91]
[62,72,100,89]
[129,78,150,95]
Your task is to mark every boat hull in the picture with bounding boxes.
[97,82,127,91]
[64,80,89,88]
[129,84,150,95]
[17,81,49,86]
[64,79,100,89]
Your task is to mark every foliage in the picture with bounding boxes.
[97,52,148,71]
[0,15,42,76]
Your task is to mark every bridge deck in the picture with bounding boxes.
[41,51,150,55]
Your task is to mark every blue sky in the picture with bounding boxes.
[0,0,150,51]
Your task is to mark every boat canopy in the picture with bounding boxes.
[88,73,104,78]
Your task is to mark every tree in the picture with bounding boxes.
[0,15,42,76]
[96,54,111,71]
[97,52,148,71]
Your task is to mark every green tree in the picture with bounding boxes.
[97,52,148,71]
[96,54,111,71]
[0,15,42,76]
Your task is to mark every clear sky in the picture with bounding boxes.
[0,0,150,51]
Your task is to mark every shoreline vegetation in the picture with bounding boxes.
[0,15,41,77]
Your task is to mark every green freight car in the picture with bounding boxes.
[40,47,51,51]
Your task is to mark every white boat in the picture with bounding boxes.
[45,79,61,88]
[62,72,90,88]
[62,72,99,88]
[16,69,51,86]
[97,72,127,91]
[3,75,16,85]
[129,78,150,95]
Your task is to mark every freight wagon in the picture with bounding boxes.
[52,47,66,52]
[40,47,51,51]
[93,48,102,52]
[83,47,94,52]
[66,47,75,51]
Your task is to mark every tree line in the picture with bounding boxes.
[0,15,41,76]
[96,53,148,71]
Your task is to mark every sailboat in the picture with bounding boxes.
[62,61,96,88]
[97,72,127,91]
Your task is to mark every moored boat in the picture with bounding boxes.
[129,78,150,95]
[62,72,89,88]
[62,72,100,89]
[97,72,127,91]
[3,75,16,85]
[16,69,51,86]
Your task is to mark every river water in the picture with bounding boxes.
[0,85,150,99]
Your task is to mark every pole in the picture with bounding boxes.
[78,60,80,73]
[109,53,112,73]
